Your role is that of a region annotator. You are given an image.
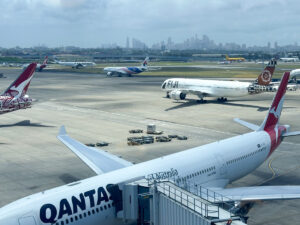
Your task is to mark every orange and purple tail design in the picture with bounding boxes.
[257,59,276,86]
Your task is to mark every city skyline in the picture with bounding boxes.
[1,1,300,48]
[1,34,300,53]
[100,35,299,52]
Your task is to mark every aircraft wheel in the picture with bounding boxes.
[197,99,206,103]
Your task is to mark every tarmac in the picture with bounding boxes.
[0,68,300,225]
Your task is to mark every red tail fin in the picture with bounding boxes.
[257,59,276,86]
[260,72,290,130]
[42,56,48,66]
[3,63,37,97]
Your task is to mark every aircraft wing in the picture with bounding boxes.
[213,186,300,202]
[57,126,133,175]
[179,87,215,97]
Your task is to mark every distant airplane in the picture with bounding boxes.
[1,72,300,225]
[0,63,37,114]
[104,57,149,76]
[290,69,300,81]
[55,58,96,69]
[279,57,299,62]
[162,59,276,102]
[225,54,245,62]
[23,56,48,72]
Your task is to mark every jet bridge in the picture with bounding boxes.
[111,176,248,225]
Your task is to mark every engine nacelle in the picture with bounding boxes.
[107,72,112,76]
[170,90,186,100]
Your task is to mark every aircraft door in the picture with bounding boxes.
[19,216,37,225]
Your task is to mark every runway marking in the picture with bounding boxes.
[255,155,279,186]
[268,157,277,180]
[256,153,300,186]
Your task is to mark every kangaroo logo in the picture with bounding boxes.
[7,76,33,101]
[269,96,285,119]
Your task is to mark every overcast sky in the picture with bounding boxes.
[0,0,299,48]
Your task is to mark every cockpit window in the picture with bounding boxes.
[162,82,167,89]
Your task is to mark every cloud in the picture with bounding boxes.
[0,0,299,47]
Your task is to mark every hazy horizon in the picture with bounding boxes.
[0,0,299,48]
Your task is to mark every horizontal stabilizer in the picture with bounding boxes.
[57,126,133,175]
[215,186,300,202]
[283,131,300,137]
[234,118,259,131]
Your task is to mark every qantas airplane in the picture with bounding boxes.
[23,56,48,72]
[0,63,37,114]
[55,59,96,69]
[162,59,276,102]
[104,57,149,76]
[1,72,300,225]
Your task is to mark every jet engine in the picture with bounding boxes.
[170,90,186,100]
[107,72,112,76]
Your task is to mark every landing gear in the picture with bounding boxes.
[166,92,170,98]
[217,97,227,102]
[197,99,207,103]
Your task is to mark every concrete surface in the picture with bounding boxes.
[0,68,299,225]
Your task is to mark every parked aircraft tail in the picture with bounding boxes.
[259,72,289,131]
[236,71,300,138]
[2,63,37,98]
[142,57,149,67]
[42,56,48,66]
[257,59,276,86]
[39,56,48,71]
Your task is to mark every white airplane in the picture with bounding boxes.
[162,59,276,102]
[279,57,299,62]
[23,56,48,72]
[1,72,300,225]
[55,59,96,69]
[290,69,300,81]
[104,57,149,77]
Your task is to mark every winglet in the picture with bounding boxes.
[259,72,290,131]
[59,125,67,136]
